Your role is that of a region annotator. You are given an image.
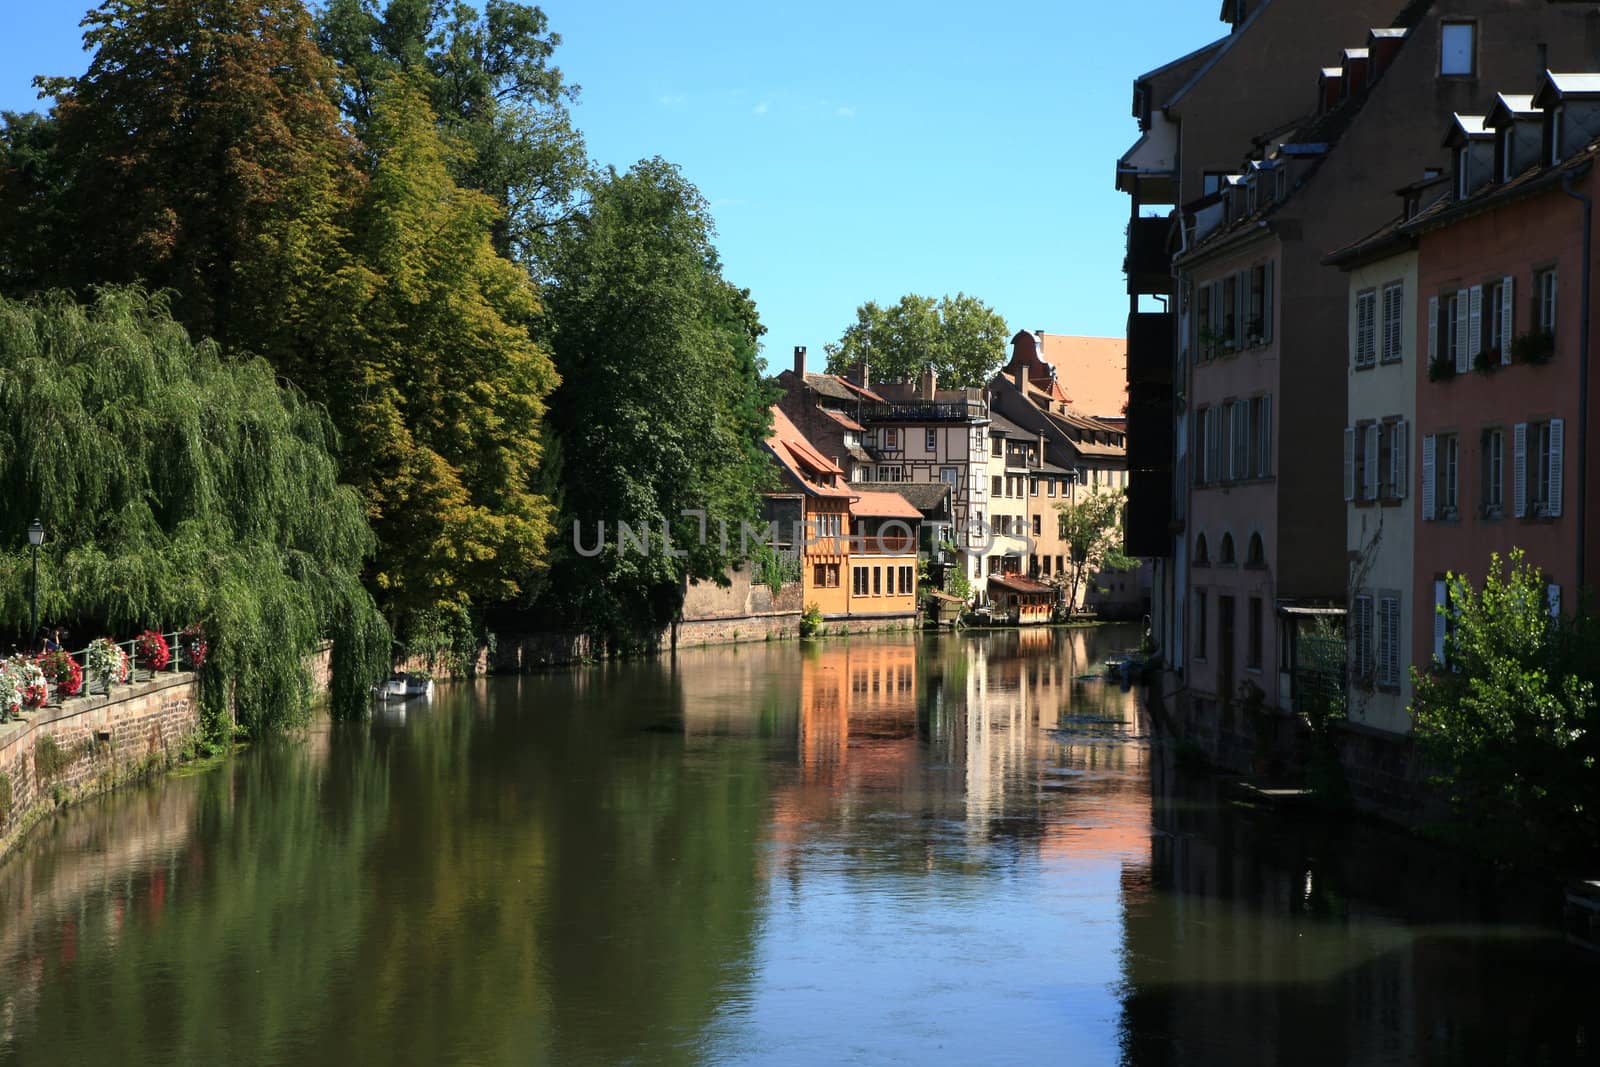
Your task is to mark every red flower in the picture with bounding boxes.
[37,650,84,696]
[136,630,171,671]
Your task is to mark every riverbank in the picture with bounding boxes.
[0,672,203,862]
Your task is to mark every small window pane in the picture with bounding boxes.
[1440,23,1474,76]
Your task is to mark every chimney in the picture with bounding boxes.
[1318,68,1343,114]
[919,366,938,400]
[793,345,807,379]
[1341,49,1370,97]
[1368,29,1407,83]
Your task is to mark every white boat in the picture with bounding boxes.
[373,675,434,701]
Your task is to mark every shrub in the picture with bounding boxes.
[799,602,823,637]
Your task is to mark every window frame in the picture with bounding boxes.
[1355,288,1378,369]
[1482,427,1504,514]
[1439,20,1476,78]
[1381,282,1405,363]
[925,428,937,453]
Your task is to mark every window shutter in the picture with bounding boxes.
[1454,288,1470,373]
[1421,435,1436,520]
[1427,295,1439,364]
[1500,275,1515,363]
[1358,596,1375,682]
[1392,420,1408,499]
[1433,579,1448,664]
[1467,285,1483,363]
[1387,285,1404,362]
[1548,418,1564,517]
[1236,403,1250,477]
[1235,271,1247,347]
[1364,424,1380,500]
[1344,428,1357,502]
[1513,422,1528,518]
[1262,262,1274,343]
[1381,597,1401,687]
[1259,395,1273,477]
[1548,583,1562,619]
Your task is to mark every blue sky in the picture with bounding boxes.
[0,1,1226,372]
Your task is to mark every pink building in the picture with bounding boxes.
[1403,71,1600,666]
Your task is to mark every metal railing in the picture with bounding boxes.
[37,630,200,707]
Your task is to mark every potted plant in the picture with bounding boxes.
[0,666,20,722]
[1511,329,1555,365]
[38,649,84,698]
[86,637,130,693]
[6,656,48,711]
[180,624,208,669]
[1428,357,1457,382]
[135,629,171,671]
[1472,348,1498,375]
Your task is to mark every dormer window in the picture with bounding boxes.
[1550,106,1565,165]
[1440,22,1475,77]
[1499,127,1514,182]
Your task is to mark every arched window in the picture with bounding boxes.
[1246,533,1265,568]
[1193,533,1210,567]
[1219,533,1236,566]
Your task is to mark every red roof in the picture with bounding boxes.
[849,490,923,520]
[988,574,1055,596]
[766,406,854,497]
[1039,334,1128,419]
[821,407,866,433]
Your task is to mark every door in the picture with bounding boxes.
[1218,594,1236,706]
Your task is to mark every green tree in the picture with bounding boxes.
[539,158,776,645]
[824,292,1009,388]
[321,72,560,624]
[1051,488,1137,612]
[1410,550,1599,865]
[0,288,389,731]
[315,0,588,267]
[16,0,363,353]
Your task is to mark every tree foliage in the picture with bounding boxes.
[540,158,776,644]
[315,0,588,267]
[1410,550,1599,866]
[1050,488,1137,611]
[316,72,559,621]
[824,292,1009,388]
[0,288,389,731]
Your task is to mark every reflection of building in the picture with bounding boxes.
[796,640,920,788]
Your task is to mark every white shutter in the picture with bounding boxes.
[1514,422,1528,518]
[1392,420,1408,499]
[1467,285,1483,364]
[1433,579,1448,664]
[1454,288,1470,373]
[1427,295,1439,365]
[1500,275,1515,363]
[1421,435,1436,520]
[1548,418,1564,517]
[1548,583,1562,619]
[1364,423,1380,500]
[1387,285,1404,362]
[1235,271,1247,347]
[1381,596,1401,687]
[1344,428,1357,502]
[1259,395,1272,476]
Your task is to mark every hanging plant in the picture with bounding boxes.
[38,650,84,697]
[0,667,21,721]
[86,638,130,691]
[181,624,208,669]
[136,630,171,671]
[6,656,48,710]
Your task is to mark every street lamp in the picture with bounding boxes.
[28,519,43,652]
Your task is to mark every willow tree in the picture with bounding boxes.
[0,288,389,733]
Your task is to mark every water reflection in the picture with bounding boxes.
[0,627,1594,1066]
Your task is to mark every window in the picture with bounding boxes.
[1047,479,1056,498]
[1251,395,1272,477]
[1440,21,1475,76]
[876,465,904,482]
[992,475,1003,497]
[1247,596,1263,670]
[881,428,901,451]
[873,567,882,596]
[991,436,1003,458]
[901,566,914,594]
[1516,419,1565,518]
[925,429,937,453]
[1344,424,1384,502]
[852,566,869,596]
[1219,533,1236,566]
[1435,433,1459,516]
[1194,589,1209,661]
[1432,578,1454,665]
[1196,406,1214,483]
[1030,478,1039,496]
[1222,273,1239,346]
[1248,262,1271,343]
[940,466,960,486]
[1550,106,1565,166]
[1032,515,1042,537]
[1245,533,1264,568]
[1378,595,1402,688]
[1381,283,1404,363]
[814,563,840,588]
[1353,594,1375,685]
[1193,533,1209,567]
[812,513,842,539]
[1482,428,1503,514]
[1195,283,1214,356]
[1537,268,1558,335]
[1041,555,1052,576]
[1055,554,1064,574]
[1058,514,1069,540]
[1487,278,1512,364]
[1499,126,1515,183]
[1355,289,1377,368]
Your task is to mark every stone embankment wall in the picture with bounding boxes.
[0,674,200,860]
[673,569,804,646]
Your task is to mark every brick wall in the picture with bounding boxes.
[0,674,201,860]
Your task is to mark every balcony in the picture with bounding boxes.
[852,534,918,556]
[1127,312,1174,386]
[1125,468,1173,558]
[1125,216,1174,296]
[862,399,988,423]
[1126,385,1173,473]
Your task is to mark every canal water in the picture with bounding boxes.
[0,626,1595,1065]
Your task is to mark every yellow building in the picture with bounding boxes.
[766,406,855,618]
[846,491,922,621]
